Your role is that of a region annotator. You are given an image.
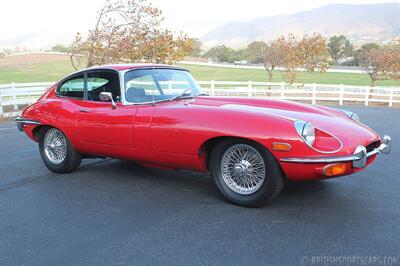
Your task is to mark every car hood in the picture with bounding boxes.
[190,96,380,149]
[191,96,346,122]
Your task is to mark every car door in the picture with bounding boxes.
[75,70,137,148]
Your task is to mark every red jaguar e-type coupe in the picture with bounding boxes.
[16,64,391,206]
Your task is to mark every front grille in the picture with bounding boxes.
[366,141,380,153]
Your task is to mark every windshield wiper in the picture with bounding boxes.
[169,89,193,102]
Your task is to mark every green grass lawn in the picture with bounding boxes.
[1,58,399,86]
[181,64,400,86]
[0,61,76,83]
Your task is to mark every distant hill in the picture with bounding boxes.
[0,30,77,51]
[201,3,400,47]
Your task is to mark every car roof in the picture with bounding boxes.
[59,63,189,83]
[85,63,187,72]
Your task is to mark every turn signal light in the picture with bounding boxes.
[323,163,347,177]
[272,142,291,152]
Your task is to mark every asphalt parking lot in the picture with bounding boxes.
[0,106,399,266]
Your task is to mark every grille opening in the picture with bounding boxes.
[366,141,380,153]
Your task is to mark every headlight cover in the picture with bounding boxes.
[294,120,316,146]
[338,109,360,122]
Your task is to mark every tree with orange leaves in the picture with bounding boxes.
[70,0,193,70]
[262,38,284,82]
[359,42,400,87]
[263,33,329,84]
[282,33,329,84]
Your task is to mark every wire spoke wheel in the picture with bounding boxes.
[221,144,266,195]
[44,128,67,165]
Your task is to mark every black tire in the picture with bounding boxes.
[210,139,285,207]
[39,127,81,173]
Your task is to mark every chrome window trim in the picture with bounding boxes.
[56,67,121,101]
[118,67,195,106]
[61,66,120,82]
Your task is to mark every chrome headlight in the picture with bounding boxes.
[337,109,360,122]
[294,120,315,146]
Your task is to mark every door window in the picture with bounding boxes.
[87,71,121,101]
[58,75,84,99]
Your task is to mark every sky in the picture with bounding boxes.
[0,0,395,46]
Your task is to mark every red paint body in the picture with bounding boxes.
[20,64,381,181]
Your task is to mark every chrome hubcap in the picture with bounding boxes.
[233,160,252,177]
[221,144,266,195]
[44,128,67,164]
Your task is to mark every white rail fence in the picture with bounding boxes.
[1,81,399,117]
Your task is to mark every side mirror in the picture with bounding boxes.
[99,92,117,109]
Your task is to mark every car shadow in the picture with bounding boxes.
[75,158,375,226]
[282,180,325,197]
[80,159,341,207]
[87,159,220,199]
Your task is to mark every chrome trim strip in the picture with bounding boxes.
[281,155,359,163]
[367,149,380,157]
[15,117,41,125]
[281,135,391,167]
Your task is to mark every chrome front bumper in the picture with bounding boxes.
[15,116,41,131]
[281,135,391,169]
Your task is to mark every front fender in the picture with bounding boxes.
[150,104,300,157]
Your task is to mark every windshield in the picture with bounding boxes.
[124,68,203,103]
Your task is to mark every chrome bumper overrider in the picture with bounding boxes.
[15,116,41,131]
[280,135,391,169]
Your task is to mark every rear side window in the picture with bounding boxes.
[58,75,84,99]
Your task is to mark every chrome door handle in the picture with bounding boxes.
[79,109,89,113]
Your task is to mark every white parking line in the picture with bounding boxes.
[0,127,15,131]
